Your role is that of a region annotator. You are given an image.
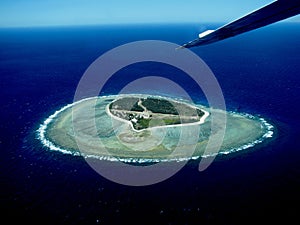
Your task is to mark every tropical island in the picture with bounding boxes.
[38,94,274,163]
[107,96,209,131]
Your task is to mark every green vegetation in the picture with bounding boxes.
[163,118,181,125]
[110,97,143,112]
[132,118,151,130]
[132,118,182,130]
[142,98,178,115]
[196,109,205,117]
[109,96,206,131]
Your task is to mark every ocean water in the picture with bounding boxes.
[1,23,300,224]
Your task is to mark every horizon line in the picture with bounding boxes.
[0,19,299,29]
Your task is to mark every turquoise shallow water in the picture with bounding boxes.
[38,95,274,163]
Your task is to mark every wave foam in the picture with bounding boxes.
[37,96,275,163]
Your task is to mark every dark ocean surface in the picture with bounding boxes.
[1,23,300,224]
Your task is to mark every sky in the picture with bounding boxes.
[0,0,299,27]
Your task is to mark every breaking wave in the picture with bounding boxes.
[37,96,274,163]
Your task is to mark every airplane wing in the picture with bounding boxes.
[179,0,300,49]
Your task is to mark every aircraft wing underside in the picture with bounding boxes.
[180,0,300,48]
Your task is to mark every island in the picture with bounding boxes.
[107,96,209,131]
[38,94,274,163]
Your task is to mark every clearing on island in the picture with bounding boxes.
[39,94,274,163]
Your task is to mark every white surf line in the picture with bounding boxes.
[201,113,275,158]
[37,96,101,156]
[37,95,274,163]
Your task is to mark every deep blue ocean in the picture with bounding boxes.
[1,23,300,224]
